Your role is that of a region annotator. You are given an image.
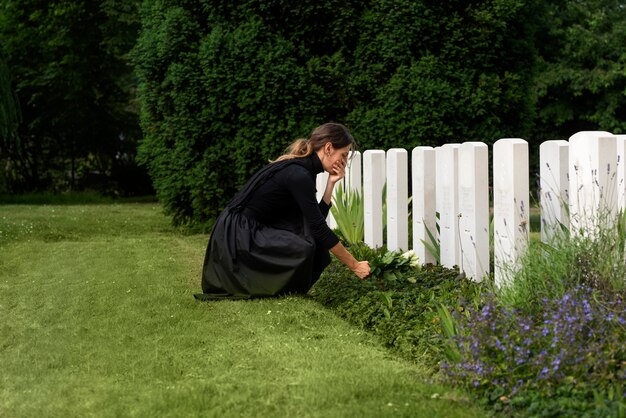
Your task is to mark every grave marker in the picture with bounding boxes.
[539,140,569,243]
[412,146,437,264]
[438,144,461,269]
[569,131,617,235]
[458,142,489,281]
[386,149,408,251]
[493,138,529,287]
[363,150,386,248]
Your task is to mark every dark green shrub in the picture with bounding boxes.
[310,243,484,366]
[133,0,540,227]
[132,1,357,227]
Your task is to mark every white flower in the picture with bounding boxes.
[402,249,420,268]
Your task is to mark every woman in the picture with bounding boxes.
[195,123,370,300]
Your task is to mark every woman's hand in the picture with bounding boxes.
[328,158,347,184]
[329,242,370,280]
[352,260,371,280]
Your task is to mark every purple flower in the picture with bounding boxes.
[441,285,626,407]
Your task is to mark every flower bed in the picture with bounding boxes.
[312,240,626,417]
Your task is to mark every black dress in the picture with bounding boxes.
[195,153,339,300]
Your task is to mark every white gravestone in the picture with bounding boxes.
[616,135,626,212]
[315,171,338,228]
[345,151,362,194]
[386,149,409,252]
[438,144,461,269]
[412,146,437,264]
[458,142,490,281]
[569,131,617,236]
[493,138,529,287]
[363,150,386,248]
[539,140,569,243]
[316,171,328,203]
[435,146,443,245]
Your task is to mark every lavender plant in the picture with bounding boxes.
[499,211,626,313]
[441,286,626,415]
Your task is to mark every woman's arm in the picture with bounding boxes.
[322,158,347,205]
[323,158,370,278]
[329,241,371,279]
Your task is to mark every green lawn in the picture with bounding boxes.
[0,204,485,418]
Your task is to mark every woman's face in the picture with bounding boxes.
[324,144,351,174]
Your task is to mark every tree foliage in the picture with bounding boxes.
[133,0,540,227]
[534,0,626,139]
[0,0,149,194]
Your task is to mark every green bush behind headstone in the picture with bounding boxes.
[132,0,539,228]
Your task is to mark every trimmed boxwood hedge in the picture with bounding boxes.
[132,0,539,228]
[310,256,483,367]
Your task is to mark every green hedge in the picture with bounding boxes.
[133,0,539,227]
[310,257,482,367]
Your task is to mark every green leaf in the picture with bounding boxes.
[379,291,393,309]
[383,270,397,282]
[330,182,364,245]
[422,214,441,264]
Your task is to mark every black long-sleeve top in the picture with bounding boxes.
[245,153,340,250]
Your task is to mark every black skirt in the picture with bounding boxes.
[195,207,331,301]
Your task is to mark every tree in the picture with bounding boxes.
[0,0,148,194]
[0,57,23,192]
[534,0,626,139]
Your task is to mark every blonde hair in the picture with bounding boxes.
[273,138,313,162]
[273,122,356,162]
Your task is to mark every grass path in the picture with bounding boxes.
[0,204,485,417]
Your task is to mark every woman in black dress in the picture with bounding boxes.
[196,123,370,300]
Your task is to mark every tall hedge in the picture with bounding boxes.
[133,0,540,227]
[346,0,539,150]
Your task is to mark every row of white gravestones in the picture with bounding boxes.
[316,131,624,285]
[317,141,516,283]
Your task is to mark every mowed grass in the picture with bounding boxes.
[0,204,485,418]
